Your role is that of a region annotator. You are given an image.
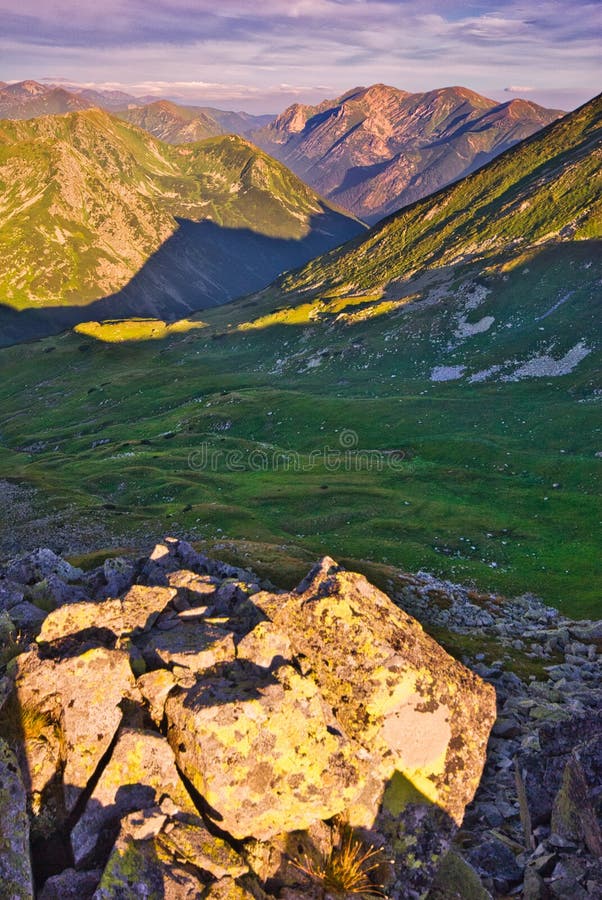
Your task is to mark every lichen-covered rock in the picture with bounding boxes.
[2,546,497,900]
[26,574,89,608]
[142,620,236,672]
[426,850,492,899]
[8,645,134,831]
[0,737,34,899]
[93,810,207,900]
[71,727,197,867]
[204,876,270,899]
[166,569,220,606]
[158,815,249,879]
[235,621,292,669]
[254,557,496,827]
[137,669,177,726]
[101,557,135,598]
[165,658,366,841]
[550,736,602,855]
[37,585,177,644]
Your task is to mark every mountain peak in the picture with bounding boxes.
[252,83,564,222]
[5,79,48,96]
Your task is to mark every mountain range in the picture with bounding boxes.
[0,108,363,343]
[251,84,564,221]
[0,80,273,133]
[1,80,563,227]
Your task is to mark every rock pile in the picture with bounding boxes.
[393,570,602,898]
[0,540,496,899]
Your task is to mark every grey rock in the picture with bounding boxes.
[0,737,34,899]
[38,868,102,900]
[0,579,25,611]
[467,837,523,892]
[7,549,82,585]
[8,601,47,632]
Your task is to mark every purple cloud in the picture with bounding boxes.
[0,1,599,112]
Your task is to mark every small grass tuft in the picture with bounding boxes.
[291,826,386,898]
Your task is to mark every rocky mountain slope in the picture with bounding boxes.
[117,100,273,143]
[0,539,600,899]
[0,80,91,118]
[252,83,564,221]
[0,108,364,343]
[241,91,601,383]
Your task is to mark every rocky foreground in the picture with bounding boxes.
[0,541,600,899]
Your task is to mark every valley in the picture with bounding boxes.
[0,89,599,615]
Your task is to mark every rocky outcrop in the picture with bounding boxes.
[0,540,497,898]
[393,570,602,897]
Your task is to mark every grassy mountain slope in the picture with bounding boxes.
[0,98,599,612]
[252,84,564,221]
[0,108,364,343]
[116,101,273,143]
[116,100,224,143]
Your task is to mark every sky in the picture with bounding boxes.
[0,0,600,113]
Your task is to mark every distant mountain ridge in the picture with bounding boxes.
[251,83,565,221]
[0,80,273,134]
[0,108,364,343]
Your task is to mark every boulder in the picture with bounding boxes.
[141,620,236,672]
[0,579,25,611]
[38,868,102,900]
[137,669,177,726]
[37,584,177,644]
[158,815,249,879]
[466,836,523,893]
[8,645,134,832]
[7,549,82,585]
[550,736,602,854]
[166,658,365,841]
[253,558,496,826]
[92,809,207,900]
[8,600,47,633]
[26,574,89,608]
[71,727,197,867]
[204,877,269,899]
[426,850,492,899]
[166,569,220,606]
[0,737,34,899]
[165,557,495,897]
[101,557,135,598]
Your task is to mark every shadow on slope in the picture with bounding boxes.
[0,213,365,347]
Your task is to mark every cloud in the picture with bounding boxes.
[505,85,535,92]
[0,1,600,112]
